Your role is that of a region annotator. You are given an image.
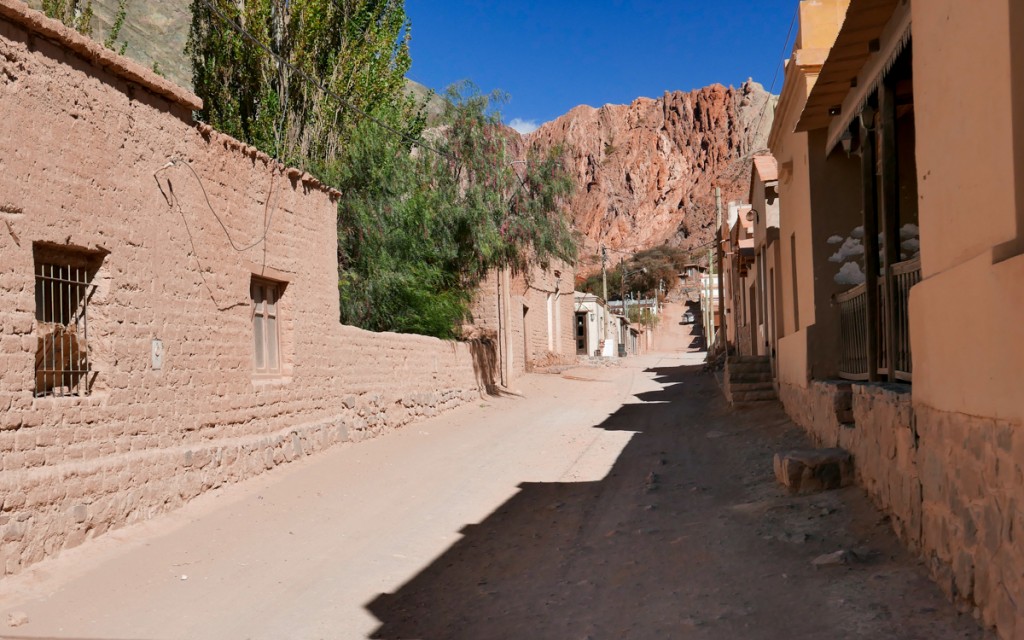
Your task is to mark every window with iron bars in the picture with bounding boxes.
[33,245,102,397]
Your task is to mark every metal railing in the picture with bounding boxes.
[888,256,921,380]
[34,263,95,397]
[836,256,920,382]
[836,282,870,380]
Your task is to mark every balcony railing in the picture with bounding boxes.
[836,256,920,382]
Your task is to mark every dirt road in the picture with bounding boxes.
[0,308,984,639]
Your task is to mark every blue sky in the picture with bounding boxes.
[406,0,800,133]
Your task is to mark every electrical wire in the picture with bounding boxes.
[156,158,280,253]
[747,5,799,156]
[600,235,719,258]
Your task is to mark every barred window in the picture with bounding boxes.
[33,245,102,397]
[251,276,283,375]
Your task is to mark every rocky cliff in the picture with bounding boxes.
[28,0,773,264]
[528,82,774,262]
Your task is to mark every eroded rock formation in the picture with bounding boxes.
[528,81,774,261]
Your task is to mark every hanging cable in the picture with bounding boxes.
[746,6,799,157]
[155,158,281,253]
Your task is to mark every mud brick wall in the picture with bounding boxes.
[514,268,575,371]
[0,1,483,576]
[468,265,576,383]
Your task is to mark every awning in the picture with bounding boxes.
[795,0,911,153]
[752,155,778,183]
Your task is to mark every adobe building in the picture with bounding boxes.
[748,155,782,369]
[0,0,573,576]
[766,0,1024,636]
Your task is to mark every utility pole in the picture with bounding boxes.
[601,245,609,303]
[600,245,609,349]
[716,186,726,355]
[619,257,625,314]
[707,245,714,347]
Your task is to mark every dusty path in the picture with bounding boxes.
[0,314,984,639]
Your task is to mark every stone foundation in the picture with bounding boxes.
[916,405,1023,637]
[780,380,1024,637]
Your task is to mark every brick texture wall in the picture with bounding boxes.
[0,3,486,576]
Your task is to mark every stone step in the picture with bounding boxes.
[728,372,773,384]
[728,381,775,393]
[727,362,773,374]
[730,389,778,402]
[773,448,853,494]
[728,355,771,364]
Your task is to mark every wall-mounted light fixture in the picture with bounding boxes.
[840,130,854,156]
[745,208,760,224]
[860,104,877,131]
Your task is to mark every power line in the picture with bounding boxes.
[748,5,799,154]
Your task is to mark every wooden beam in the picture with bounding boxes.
[879,79,900,381]
[860,106,881,383]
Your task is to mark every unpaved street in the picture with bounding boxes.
[0,306,983,639]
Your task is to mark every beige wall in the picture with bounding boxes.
[769,0,852,388]
[771,72,816,387]
[914,0,1017,278]
[0,4,494,576]
[469,262,576,382]
[772,1,1024,636]
[805,129,862,379]
[911,0,1024,423]
[796,0,850,50]
[750,170,781,360]
[907,6,1024,631]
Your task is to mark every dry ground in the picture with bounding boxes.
[0,304,987,639]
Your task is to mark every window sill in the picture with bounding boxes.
[32,390,108,408]
[252,375,292,388]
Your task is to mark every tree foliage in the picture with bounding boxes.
[336,84,577,336]
[188,2,577,338]
[41,0,128,52]
[579,245,707,300]
[42,0,95,35]
[187,0,420,170]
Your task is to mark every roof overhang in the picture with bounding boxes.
[795,0,911,155]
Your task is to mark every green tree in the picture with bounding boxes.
[336,83,577,336]
[187,3,577,337]
[42,0,95,35]
[187,0,420,169]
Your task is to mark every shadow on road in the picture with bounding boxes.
[366,363,712,639]
[364,363,979,639]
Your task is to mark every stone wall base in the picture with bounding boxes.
[779,381,1023,638]
[0,387,479,577]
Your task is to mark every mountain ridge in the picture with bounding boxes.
[27,0,775,265]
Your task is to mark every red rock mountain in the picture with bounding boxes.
[527,81,774,262]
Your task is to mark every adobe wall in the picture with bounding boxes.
[909,3,1024,634]
[511,265,575,372]
[0,3,485,576]
[468,261,575,385]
